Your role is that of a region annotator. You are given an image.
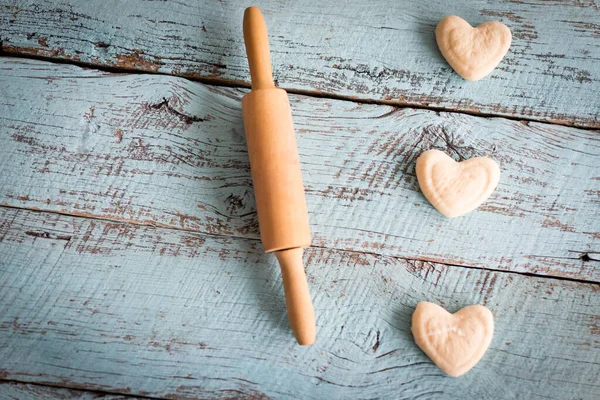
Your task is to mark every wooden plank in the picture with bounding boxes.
[1,0,599,127]
[1,207,599,399]
[0,381,128,400]
[0,58,599,281]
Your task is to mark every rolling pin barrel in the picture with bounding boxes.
[242,89,311,252]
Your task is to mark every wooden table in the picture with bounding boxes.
[1,1,599,399]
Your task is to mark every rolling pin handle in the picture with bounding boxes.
[276,248,316,345]
[243,7,275,90]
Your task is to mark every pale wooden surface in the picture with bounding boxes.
[0,59,598,281]
[1,208,599,399]
[1,1,600,399]
[1,0,599,127]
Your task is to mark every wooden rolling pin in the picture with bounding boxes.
[241,6,316,345]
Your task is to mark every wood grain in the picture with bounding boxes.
[1,0,599,127]
[0,58,598,282]
[1,207,599,399]
[0,381,128,400]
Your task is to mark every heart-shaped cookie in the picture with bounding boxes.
[412,302,494,377]
[416,149,500,218]
[436,15,512,81]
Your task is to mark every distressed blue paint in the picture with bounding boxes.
[0,208,599,399]
[0,58,598,281]
[0,0,599,396]
[1,0,599,127]
[0,382,126,400]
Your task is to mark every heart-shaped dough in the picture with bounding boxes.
[412,302,494,377]
[416,149,500,218]
[436,15,512,81]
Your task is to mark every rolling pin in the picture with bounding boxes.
[241,6,316,345]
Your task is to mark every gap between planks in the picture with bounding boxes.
[1,51,598,133]
[0,378,155,400]
[2,203,597,287]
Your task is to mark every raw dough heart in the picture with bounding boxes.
[416,149,500,218]
[436,15,512,81]
[411,302,494,377]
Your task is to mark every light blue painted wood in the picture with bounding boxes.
[0,58,598,281]
[0,207,599,399]
[1,0,599,127]
[0,382,127,400]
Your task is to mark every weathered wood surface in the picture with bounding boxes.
[0,58,598,281]
[1,1,600,127]
[1,207,599,399]
[0,382,128,400]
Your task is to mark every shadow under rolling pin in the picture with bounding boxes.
[241,6,316,345]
